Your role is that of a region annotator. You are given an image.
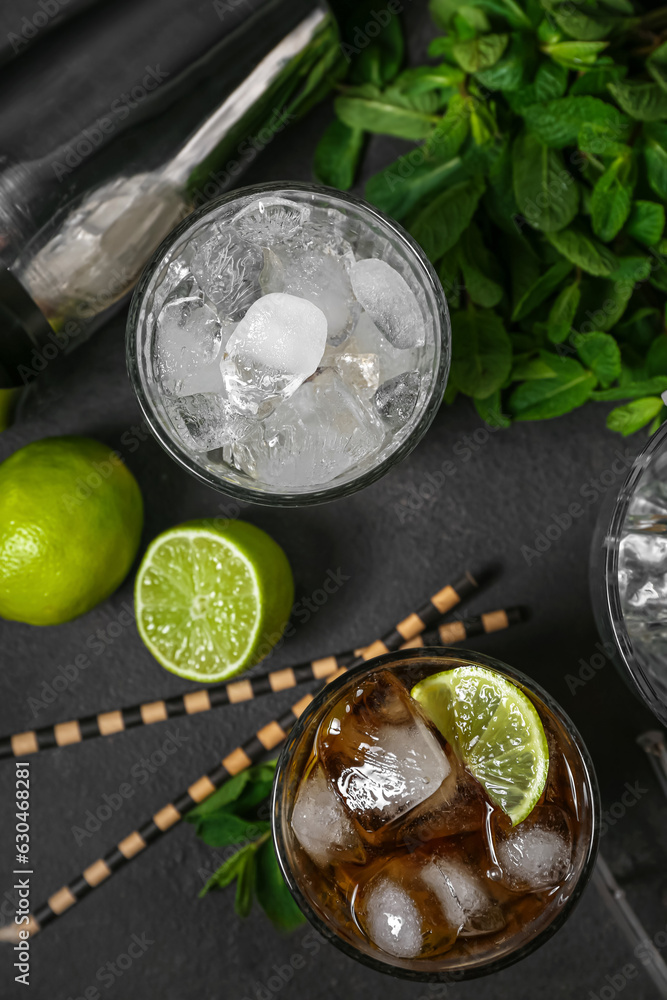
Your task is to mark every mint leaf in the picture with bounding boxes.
[541,40,608,68]
[547,281,580,343]
[576,276,633,333]
[474,389,511,427]
[365,154,463,220]
[411,176,486,260]
[512,259,573,320]
[552,10,614,40]
[457,223,504,307]
[520,95,629,148]
[647,336,667,377]
[509,352,596,419]
[475,31,535,91]
[452,33,509,72]
[534,60,569,100]
[199,837,266,898]
[512,356,559,379]
[592,378,667,401]
[590,154,634,242]
[256,839,306,932]
[569,62,627,96]
[512,132,578,232]
[313,120,364,190]
[193,812,270,848]
[349,5,404,86]
[334,95,439,139]
[186,769,252,820]
[235,844,257,918]
[643,123,667,202]
[573,331,621,387]
[425,93,472,161]
[546,226,617,276]
[451,307,513,398]
[609,80,667,121]
[578,121,630,157]
[606,397,664,435]
[648,40,667,94]
[393,64,465,93]
[624,201,665,246]
[438,245,462,309]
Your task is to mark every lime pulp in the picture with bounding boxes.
[411,665,549,826]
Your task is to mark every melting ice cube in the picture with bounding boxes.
[374,371,421,427]
[155,275,223,395]
[317,670,450,834]
[166,392,249,453]
[330,353,380,397]
[350,312,421,383]
[349,259,425,349]
[428,853,505,936]
[232,196,310,246]
[232,367,385,488]
[261,246,360,344]
[492,805,572,892]
[356,877,425,959]
[190,228,265,322]
[353,854,460,960]
[397,747,485,849]
[220,292,327,414]
[291,763,365,868]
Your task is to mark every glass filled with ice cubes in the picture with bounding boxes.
[591,420,667,726]
[272,648,599,980]
[127,183,450,504]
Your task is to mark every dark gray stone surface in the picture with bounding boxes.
[1,6,667,999]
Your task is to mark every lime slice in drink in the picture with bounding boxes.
[411,665,549,826]
[135,519,294,682]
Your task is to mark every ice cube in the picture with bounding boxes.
[232,196,310,246]
[397,748,485,849]
[316,670,451,835]
[220,292,327,415]
[427,853,505,937]
[166,392,250,454]
[492,805,572,892]
[356,877,425,959]
[353,854,460,959]
[350,312,421,383]
[331,353,380,397]
[155,276,223,394]
[231,367,385,488]
[349,259,425,349]
[375,371,421,427]
[291,763,365,868]
[261,246,360,345]
[190,228,264,322]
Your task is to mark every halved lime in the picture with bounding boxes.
[135,519,294,682]
[411,665,549,826]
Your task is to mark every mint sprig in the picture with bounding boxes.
[185,761,305,932]
[315,0,667,436]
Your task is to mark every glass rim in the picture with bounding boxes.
[271,646,601,982]
[596,420,667,723]
[126,180,451,507]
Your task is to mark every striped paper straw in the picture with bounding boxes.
[0,574,481,937]
[0,572,478,760]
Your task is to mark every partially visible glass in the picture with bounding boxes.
[590,421,667,726]
[127,182,450,506]
[272,648,599,981]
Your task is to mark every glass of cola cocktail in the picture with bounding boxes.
[272,648,599,980]
[127,182,450,506]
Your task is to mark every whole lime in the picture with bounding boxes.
[0,436,143,625]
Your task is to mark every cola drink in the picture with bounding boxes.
[273,649,599,979]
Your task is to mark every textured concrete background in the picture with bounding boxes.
[1,3,667,999]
